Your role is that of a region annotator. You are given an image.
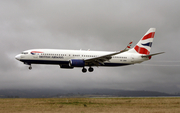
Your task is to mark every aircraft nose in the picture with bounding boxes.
[15,54,21,60]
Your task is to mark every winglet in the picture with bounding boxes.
[124,41,133,51]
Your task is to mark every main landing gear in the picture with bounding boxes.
[82,67,94,73]
[29,65,32,70]
[82,67,87,73]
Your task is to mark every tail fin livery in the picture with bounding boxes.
[129,28,156,55]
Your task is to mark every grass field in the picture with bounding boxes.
[0,97,180,113]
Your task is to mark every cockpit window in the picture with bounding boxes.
[21,52,28,54]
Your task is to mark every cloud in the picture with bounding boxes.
[0,0,180,93]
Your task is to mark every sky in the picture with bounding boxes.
[1,0,180,93]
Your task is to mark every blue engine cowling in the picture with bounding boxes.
[70,59,85,67]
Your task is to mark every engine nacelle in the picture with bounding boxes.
[69,59,85,67]
[60,64,74,69]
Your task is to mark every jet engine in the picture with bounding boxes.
[69,59,85,67]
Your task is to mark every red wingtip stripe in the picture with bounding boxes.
[142,32,155,40]
[134,45,150,55]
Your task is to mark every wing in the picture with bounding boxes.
[84,41,133,66]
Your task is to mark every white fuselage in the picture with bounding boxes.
[15,49,148,67]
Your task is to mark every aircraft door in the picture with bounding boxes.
[32,53,38,58]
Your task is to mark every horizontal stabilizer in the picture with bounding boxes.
[141,52,165,58]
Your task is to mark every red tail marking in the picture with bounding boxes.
[134,45,150,55]
[142,32,155,40]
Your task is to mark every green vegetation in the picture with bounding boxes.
[0,97,180,113]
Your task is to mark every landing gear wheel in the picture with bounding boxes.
[29,66,32,70]
[82,68,87,73]
[88,67,94,72]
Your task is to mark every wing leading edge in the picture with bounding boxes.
[84,41,133,66]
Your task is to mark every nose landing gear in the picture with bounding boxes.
[24,62,32,70]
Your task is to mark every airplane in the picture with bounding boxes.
[15,28,164,73]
